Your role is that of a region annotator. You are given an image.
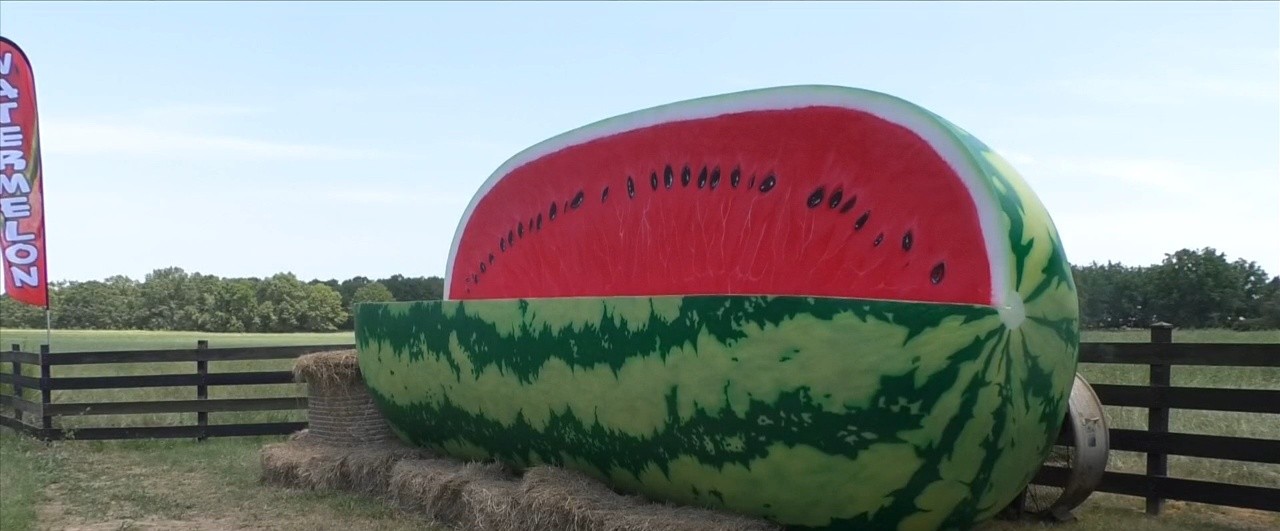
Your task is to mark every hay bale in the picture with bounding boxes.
[510,466,782,531]
[259,435,345,490]
[456,462,522,530]
[388,458,514,526]
[293,350,361,392]
[292,350,396,446]
[341,440,430,495]
[260,433,427,494]
[266,438,783,531]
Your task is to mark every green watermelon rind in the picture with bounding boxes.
[356,293,1077,530]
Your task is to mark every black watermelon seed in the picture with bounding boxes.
[517,222,524,238]
[488,253,494,264]
[571,190,584,209]
[902,230,913,251]
[840,196,857,214]
[759,174,777,193]
[626,176,636,198]
[854,211,870,231]
[536,213,543,230]
[806,186,825,208]
[507,230,514,246]
[873,233,884,247]
[473,274,479,284]
[650,172,659,190]
[931,263,946,284]
[681,165,691,187]
[480,262,487,274]
[709,167,721,189]
[730,167,742,188]
[663,165,674,189]
[698,167,708,189]
[601,187,609,203]
[499,238,506,252]
[549,202,558,221]
[828,188,844,209]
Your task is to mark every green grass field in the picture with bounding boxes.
[0,328,354,353]
[1,327,1277,530]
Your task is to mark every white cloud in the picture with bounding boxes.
[1052,69,1278,106]
[1053,156,1198,194]
[41,120,389,161]
[1007,152,1270,196]
[133,103,265,123]
[304,187,473,207]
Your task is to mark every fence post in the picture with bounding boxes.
[1146,322,1173,515]
[10,344,22,424]
[39,344,52,439]
[197,340,209,442]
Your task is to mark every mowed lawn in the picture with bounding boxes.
[0,328,354,353]
[1,327,1277,530]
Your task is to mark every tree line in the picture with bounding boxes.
[1,247,1277,332]
[0,267,443,332]
[1073,247,1278,330]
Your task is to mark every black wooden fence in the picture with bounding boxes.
[1031,324,1280,515]
[0,341,350,441]
[1,328,1277,516]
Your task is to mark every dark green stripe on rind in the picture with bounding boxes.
[357,296,994,384]
[356,295,1077,530]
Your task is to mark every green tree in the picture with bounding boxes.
[1147,248,1248,328]
[137,267,199,330]
[0,293,45,328]
[255,273,311,332]
[424,276,445,300]
[1232,259,1272,318]
[381,274,434,301]
[300,283,346,332]
[1072,262,1152,328]
[352,282,395,306]
[54,276,141,329]
[338,276,372,307]
[213,279,261,332]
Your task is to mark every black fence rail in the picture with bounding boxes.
[1030,324,1280,515]
[1,328,1277,517]
[0,341,351,441]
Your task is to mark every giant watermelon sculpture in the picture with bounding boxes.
[355,85,1079,530]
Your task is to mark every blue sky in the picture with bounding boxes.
[1,1,1277,285]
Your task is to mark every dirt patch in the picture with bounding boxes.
[32,439,438,531]
[40,516,245,531]
[1159,500,1280,531]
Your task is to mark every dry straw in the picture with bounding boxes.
[509,466,780,531]
[292,350,396,445]
[263,433,781,531]
[260,431,425,493]
[268,350,781,530]
[292,350,362,393]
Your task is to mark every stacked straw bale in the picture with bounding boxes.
[292,350,395,446]
[261,350,781,530]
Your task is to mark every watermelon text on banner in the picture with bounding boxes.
[0,37,48,308]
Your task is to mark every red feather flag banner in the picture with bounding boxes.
[0,36,48,308]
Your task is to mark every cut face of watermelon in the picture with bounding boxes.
[446,86,1015,313]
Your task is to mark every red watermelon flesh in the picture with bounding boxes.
[447,101,993,306]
